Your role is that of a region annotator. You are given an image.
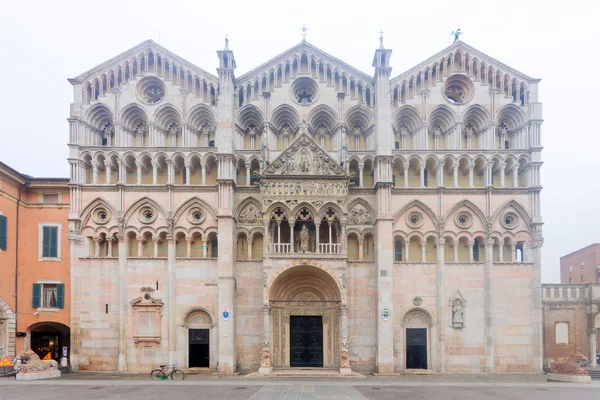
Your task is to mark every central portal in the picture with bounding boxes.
[290,316,323,367]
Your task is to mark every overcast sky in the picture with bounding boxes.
[1,0,598,283]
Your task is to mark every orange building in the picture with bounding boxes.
[0,162,70,362]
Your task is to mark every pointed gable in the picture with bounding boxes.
[68,39,218,86]
[235,41,374,87]
[263,131,346,176]
[390,40,538,86]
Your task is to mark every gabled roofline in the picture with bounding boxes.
[390,40,537,85]
[0,161,69,188]
[68,39,219,85]
[236,40,374,84]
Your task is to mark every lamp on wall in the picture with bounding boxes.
[32,311,40,316]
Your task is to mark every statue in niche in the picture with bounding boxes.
[314,152,323,174]
[465,123,475,137]
[286,156,296,173]
[452,299,464,328]
[300,225,310,253]
[298,149,311,173]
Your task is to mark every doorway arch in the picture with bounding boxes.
[26,321,70,362]
[0,298,15,359]
[401,308,434,371]
[269,265,342,368]
[183,309,216,370]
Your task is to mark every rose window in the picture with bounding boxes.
[136,77,167,105]
[407,211,424,228]
[443,74,474,105]
[93,208,110,225]
[295,89,314,104]
[187,207,205,225]
[290,77,319,106]
[502,213,518,229]
[143,210,153,221]
[455,211,473,228]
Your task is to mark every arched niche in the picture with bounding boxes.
[181,309,216,371]
[268,265,342,369]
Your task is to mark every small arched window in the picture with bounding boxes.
[423,169,428,187]
[394,240,403,262]
[473,238,480,262]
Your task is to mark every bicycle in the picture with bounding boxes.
[150,364,185,380]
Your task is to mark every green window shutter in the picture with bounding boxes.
[32,283,42,308]
[0,215,7,250]
[42,226,50,257]
[42,226,58,258]
[56,284,65,308]
[49,226,58,257]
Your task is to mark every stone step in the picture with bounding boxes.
[58,365,72,374]
[585,369,600,380]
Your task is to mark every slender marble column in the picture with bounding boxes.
[484,238,495,372]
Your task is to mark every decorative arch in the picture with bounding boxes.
[172,197,218,224]
[188,103,217,130]
[120,104,148,131]
[184,308,214,325]
[272,104,299,130]
[497,104,526,130]
[123,197,168,224]
[0,297,15,358]
[491,199,532,228]
[85,103,114,130]
[402,308,433,325]
[235,196,263,223]
[393,199,439,227]
[153,103,182,130]
[394,105,421,132]
[462,104,491,131]
[307,105,338,130]
[236,104,264,130]
[268,265,342,302]
[346,198,375,224]
[428,105,456,131]
[345,105,374,130]
[79,198,119,227]
[442,199,488,229]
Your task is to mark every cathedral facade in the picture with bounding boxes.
[66,36,543,373]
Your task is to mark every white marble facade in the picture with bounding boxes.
[66,36,544,373]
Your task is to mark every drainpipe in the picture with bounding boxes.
[14,180,26,351]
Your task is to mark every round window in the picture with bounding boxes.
[187,207,205,225]
[136,77,166,105]
[92,208,110,225]
[406,211,424,228]
[502,213,518,229]
[443,74,474,105]
[138,207,157,224]
[455,211,473,229]
[290,77,319,105]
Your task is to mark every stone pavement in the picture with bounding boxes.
[1,373,600,400]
